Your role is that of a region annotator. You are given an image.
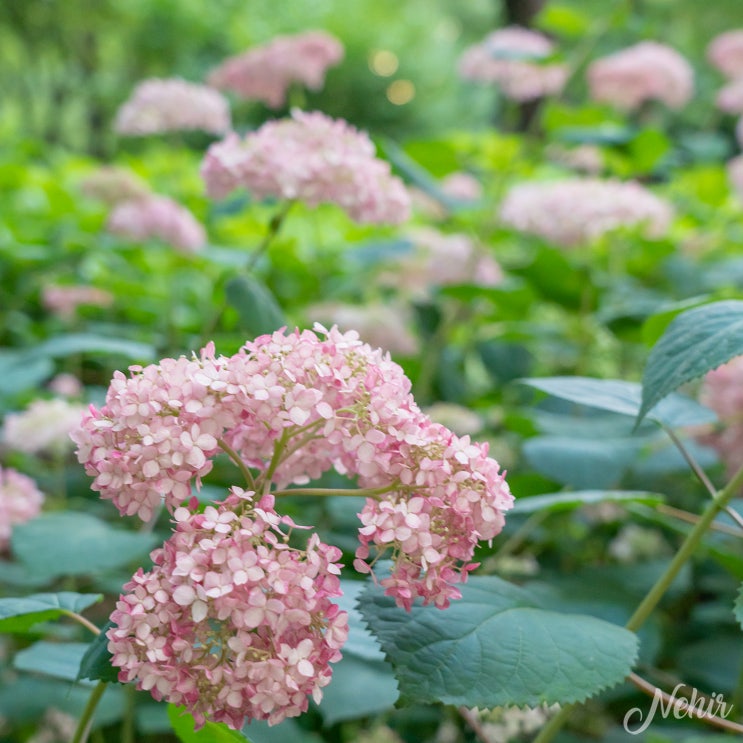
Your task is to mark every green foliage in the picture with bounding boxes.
[0,592,101,633]
[77,620,120,683]
[168,705,252,742]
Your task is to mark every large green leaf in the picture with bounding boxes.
[0,350,54,397]
[168,705,251,742]
[34,333,156,360]
[11,512,158,580]
[0,592,102,633]
[78,620,120,683]
[15,641,91,682]
[638,300,743,424]
[735,585,743,630]
[359,575,638,708]
[225,276,286,338]
[511,490,665,515]
[523,377,715,428]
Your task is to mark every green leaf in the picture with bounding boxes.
[11,512,158,580]
[242,719,323,743]
[15,641,91,682]
[0,592,102,633]
[168,704,251,742]
[78,620,120,683]
[638,300,743,425]
[641,297,712,347]
[511,490,665,515]
[628,128,670,174]
[537,4,591,36]
[225,276,286,337]
[34,333,156,360]
[0,350,54,397]
[359,575,638,708]
[735,585,743,630]
[523,377,715,428]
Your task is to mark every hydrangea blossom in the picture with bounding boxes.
[107,195,206,253]
[716,77,743,114]
[587,41,694,111]
[458,27,568,102]
[208,30,344,108]
[200,110,410,225]
[114,78,231,136]
[728,155,743,201]
[42,285,114,319]
[80,166,151,206]
[3,398,87,455]
[439,172,483,202]
[108,489,347,728]
[0,466,44,550]
[499,178,673,247]
[708,30,743,79]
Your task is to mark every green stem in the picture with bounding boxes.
[261,429,291,494]
[61,611,101,636]
[273,484,400,498]
[218,439,256,490]
[533,461,743,743]
[246,201,294,272]
[72,680,107,743]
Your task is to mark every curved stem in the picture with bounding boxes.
[62,611,101,636]
[246,200,295,272]
[218,439,256,490]
[72,680,107,743]
[273,484,401,498]
[260,429,291,494]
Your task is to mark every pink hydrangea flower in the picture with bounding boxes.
[107,195,206,253]
[108,488,348,729]
[728,155,743,201]
[3,399,87,455]
[208,30,344,108]
[499,178,673,247]
[200,110,410,225]
[587,41,694,111]
[42,285,114,319]
[48,373,84,399]
[114,78,231,136]
[0,466,44,550]
[708,30,743,79]
[458,26,568,102]
[439,172,483,202]
[80,166,151,206]
[716,77,743,114]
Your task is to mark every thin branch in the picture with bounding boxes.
[61,611,101,636]
[458,707,495,743]
[655,503,742,538]
[662,424,717,497]
[217,439,256,490]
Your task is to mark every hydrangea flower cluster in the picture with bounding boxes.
[699,356,743,477]
[458,27,568,102]
[108,488,347,728]
[74,326,512,726]
[107,195,206,253]
[586,41,694,111]
[499,178,673,247]
[42,285,114,320]
[208,30,344,108]
[114,78,231,136]
[200,110,411,225]
[708,30,743,79]
[80,166,151,206]
[716,77,743,114]
[0,466,44,550]
[2,398,87,455]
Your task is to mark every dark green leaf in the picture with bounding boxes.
[15,641,91,682]
[359,575,638,708]
[523,377,715,428]
[242,719,323,743]
[12,512,158,580]
[735,585,743,630]
[168,704,251,742]
[225,276,286,337]
[78,620,120,683]
[34,333,155,360]
[0,592,102,633]
[638,300,743,424]
[511,490,665,515]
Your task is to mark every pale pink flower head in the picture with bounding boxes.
[48,373,84,399]
[107,195,206,253]
[3,398,87,456]
[108,488,348,729]
[547,144,604,175]
[440,172,483,202]
[201,110,410,225]
[499,178,673,247]
[708,30,743,79]
[728,155,743,201]
[80,166,151,206]
[114,78,231,136]
[587,41,694,111]
[208,30,344,108]
[0,466,44,550]
[458,26,568,101]
[716,77,743,114]
[42,285,114,320]
[699,356,743,477]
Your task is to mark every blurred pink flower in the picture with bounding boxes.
[114,78,231,136]
[80,166,151,206]
[0,466,44,550]
[3,398,87,455]
[439,172,483,202]
[727,155,743,201]
[587,41,694,111]
[716,77,743,113]
[201,110,410,224]
[499,178,673,247]
[48,373,84,399]
[708,30,743,79]
[42,285,114,319]
[107,195,206,253]
[208,30,343,108]
[459,26,568,101]
[547,144,604,175]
